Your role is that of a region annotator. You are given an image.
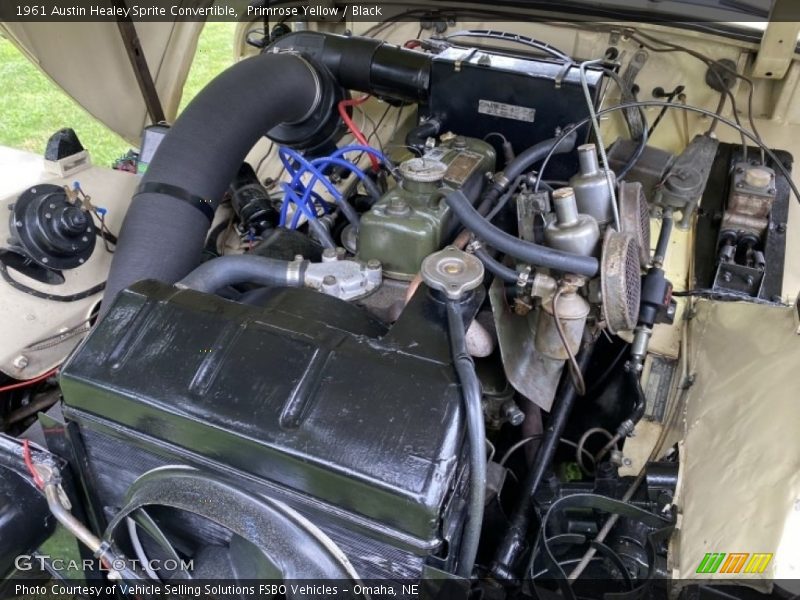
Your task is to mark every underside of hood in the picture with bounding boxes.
[0,21,203,143]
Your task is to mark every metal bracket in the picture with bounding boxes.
[620,49,649,139]
[752,1,800,80]
[302,257,382,301]
[114,1,166,124]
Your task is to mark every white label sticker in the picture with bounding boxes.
[478,99,536,123]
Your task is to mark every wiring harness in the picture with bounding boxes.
[277,145,391,234]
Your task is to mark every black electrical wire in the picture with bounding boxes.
[533,100,800,208]
[591,67,650,181]
[706,91,727,135]
[92,211,117,253]
[558,23,757,162]
[443,29,573,63]
[0,263,105,302]
[649,85,685,136]
[624,29,756,161]
[531,493,673,598]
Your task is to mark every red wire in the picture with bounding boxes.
[0,367,58,393]
[22,439,44,489]
[337,94,380,172]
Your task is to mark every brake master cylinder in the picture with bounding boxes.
[357,136,495,279]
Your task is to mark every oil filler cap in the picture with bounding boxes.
[399,157,448,183]
[421,246,484,299]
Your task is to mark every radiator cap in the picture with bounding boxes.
[421,246,484,299]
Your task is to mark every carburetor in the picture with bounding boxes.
[357,135,495,279]
[569,143,617,229]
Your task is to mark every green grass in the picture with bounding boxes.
[0,22,236,168]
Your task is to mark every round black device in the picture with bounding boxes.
[8,184,96,271]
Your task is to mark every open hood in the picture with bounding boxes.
[0,0,778,146]
[0,21,203,143]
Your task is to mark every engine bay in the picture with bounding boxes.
[1,16,799,600]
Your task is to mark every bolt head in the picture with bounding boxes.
[322,275,337,286]
[366,259,381,270]
[321,248,337,262]
[13,355,29,369]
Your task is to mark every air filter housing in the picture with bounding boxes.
[619,181,652,267]
[601,230,642,334]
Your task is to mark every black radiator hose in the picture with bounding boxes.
[445,299,486,578]
[479,130,579,211]
[473,246,519,283]
[491,340,596,582]
[445,187,599,277]
[269,31,431,103]
[101,52,322,315]
[177,255,299,294]
[406,118,442,155]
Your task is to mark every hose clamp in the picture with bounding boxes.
[465,239,483,254]
[135,182,215,222]
[286,258,307,286]
[516,266,532,289]
[493,172,510,191]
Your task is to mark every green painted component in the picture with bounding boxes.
[357,136,496,279]
[560,462,583,482]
